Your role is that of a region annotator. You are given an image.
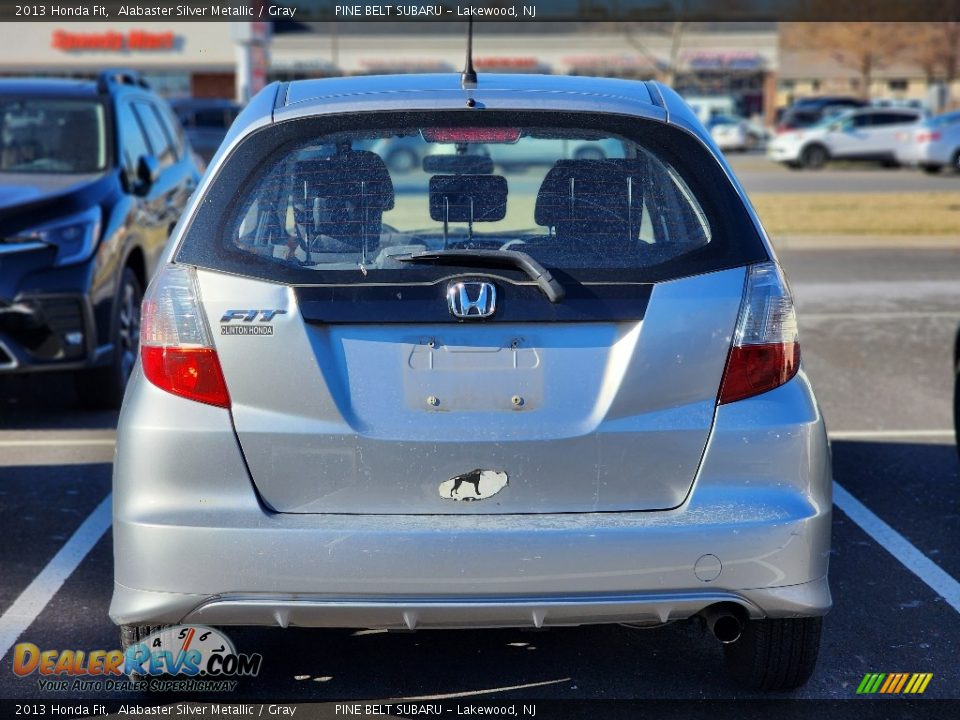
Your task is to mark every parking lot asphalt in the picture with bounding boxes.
[0,245,957,705]
[727,153,960,194]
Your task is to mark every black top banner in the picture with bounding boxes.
[0,0,959,23]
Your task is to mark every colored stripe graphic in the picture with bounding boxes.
[906,673,933,694]
[893,673,909,693]
[857,672,932,694]
[879,674,896,693]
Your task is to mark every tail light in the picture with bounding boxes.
[421,127,521,143]
[139,264,230,408]
[719,263,800,405]
[915,131,941,143]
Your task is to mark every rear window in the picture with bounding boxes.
[783,110,821,128]
[178,111,767,285]
[929,111,960,128]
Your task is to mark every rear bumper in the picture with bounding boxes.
[111,369,833,627]
[112,578,831,630]
[903,142,951,167]
[767,143,801,163]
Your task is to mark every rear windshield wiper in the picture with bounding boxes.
[397,249,565,303]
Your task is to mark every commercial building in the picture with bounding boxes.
[778,49,958,112]
[0,22,239,97]
[0,21,780,121]
[271,23,780,122]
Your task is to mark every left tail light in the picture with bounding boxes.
[140,264,230,408]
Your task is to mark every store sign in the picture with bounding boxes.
[683,51,764,70]
[51,30,179,53]
[474,57,539,69]
[360,59,453,72]
[563,55,664,71]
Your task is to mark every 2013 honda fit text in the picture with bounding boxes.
[111,73,831,691]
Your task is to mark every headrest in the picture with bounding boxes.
[296,150,394,212]
[534,159,636,227]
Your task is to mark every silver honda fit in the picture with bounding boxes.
[111,73,831,690]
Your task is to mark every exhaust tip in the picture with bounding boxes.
[711,614,742,644]
[701,604,745,644]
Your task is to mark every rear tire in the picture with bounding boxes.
[723,617,822,691]
[120,624,171,681]
[801,144,828,170]
[952,150,960,174]
[75,267,141,410]
[953,337,960,459]
[921,164,943,175]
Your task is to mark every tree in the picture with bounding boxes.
[781,22,908,100]
[907,22,960,110]
[622,21,684,85]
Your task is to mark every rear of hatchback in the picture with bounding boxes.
[111,75,831,691]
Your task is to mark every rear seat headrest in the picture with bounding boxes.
[534,159,639,227]
[295,150,395,212]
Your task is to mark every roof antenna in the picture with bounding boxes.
[460,18,477,89]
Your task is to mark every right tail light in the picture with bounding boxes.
[719,262,800,405]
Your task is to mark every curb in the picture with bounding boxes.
[771,235,960,250]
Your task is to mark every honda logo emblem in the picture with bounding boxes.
[447,281,497,319]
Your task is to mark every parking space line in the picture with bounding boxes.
[396,677,572,701]
[0,439,115,447]
[803,311,960,321]
[0,493,112,661]
[829,430,954,440]
[833,482,960,614]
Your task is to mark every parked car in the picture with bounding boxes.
[0,70,201,407]
[707,113,766,151]
[776,96,866,133]
[871,97,927,111]
[369,135,484,172]
[371,134,622,173]
[112,73,831,691]
[683,95,738,125]
[895,110,960,174]
[485,136,625,170]
[768,107,923,169]
[168,98,241,164]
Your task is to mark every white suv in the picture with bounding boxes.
[768,107,922,169]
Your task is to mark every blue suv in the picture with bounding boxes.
[0,70,200,407]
